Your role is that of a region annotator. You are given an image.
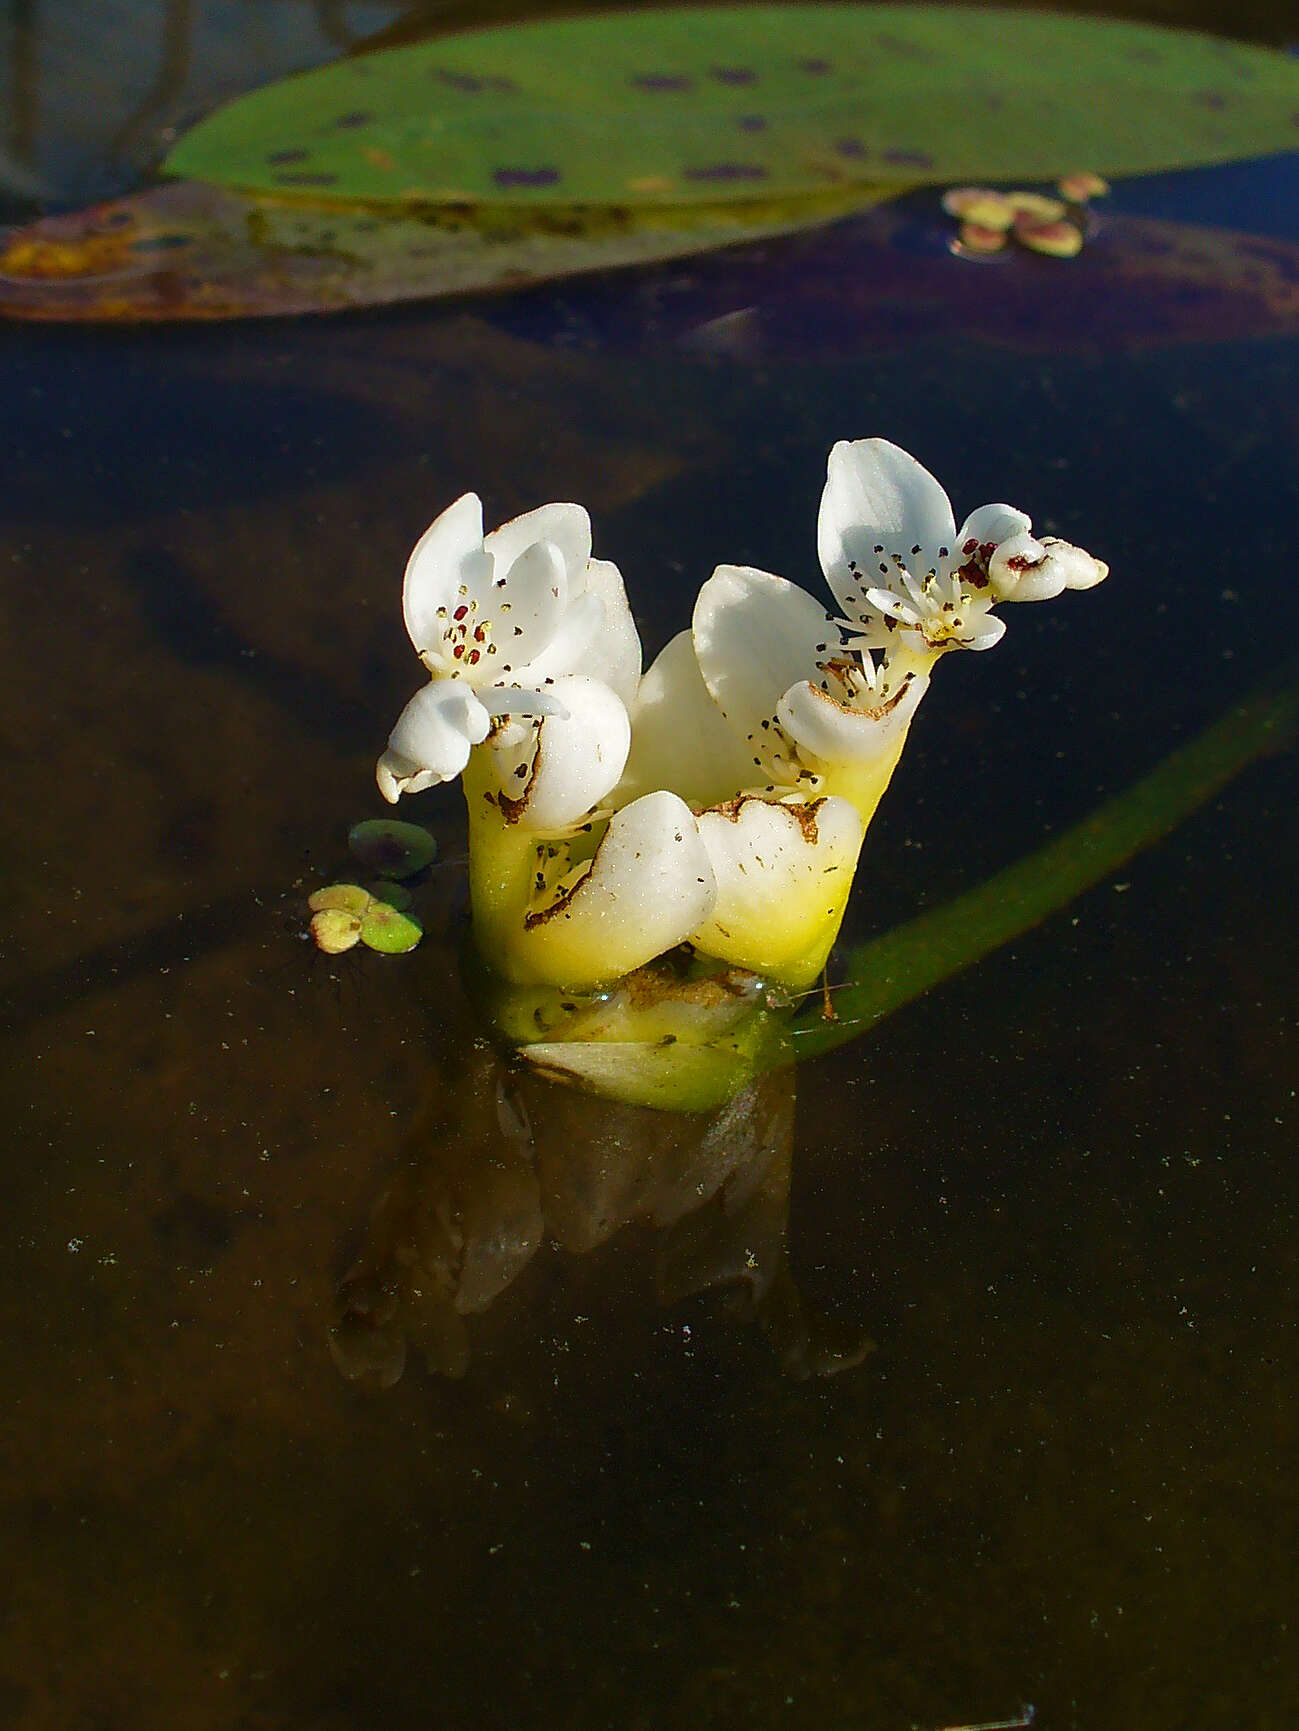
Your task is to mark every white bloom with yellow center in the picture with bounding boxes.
[377,492,640,802]
[818,437,1106,658]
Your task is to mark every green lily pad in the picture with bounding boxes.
[166,5,1299,205]
[348,818,437,878]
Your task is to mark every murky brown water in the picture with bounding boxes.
[2,4,1297,1729]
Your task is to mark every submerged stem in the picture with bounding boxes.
[776,678,1297,1065]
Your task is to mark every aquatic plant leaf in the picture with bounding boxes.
[165,5,1299,205]
[779,678,1298,1065]
[310,906,364,953]
[0,179,888,321]
[308,883,372,916]
[348,817,438,877]
[359,901,423,954]
[366,881,414,911]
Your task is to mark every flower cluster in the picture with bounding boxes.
[377,440,1107,998]
[942,174,1110,260]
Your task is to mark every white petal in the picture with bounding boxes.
[577,558,642,706]
[510,589,602,687]
[619,629,758,809]
[961,612,1008,650]
[402,492,489,657]
[777,670,929,770]
[376,753,440,804]
[956,502,1033,555]
[490,675,631,833]
[817,439,957,617]
[489,538,569,670]
[377,679,491,799]
[693,565,833,780]
[691,795,866,988]
[510,792,717,990]
[484,502,592,591]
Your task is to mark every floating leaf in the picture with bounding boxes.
[308,883,372,916]
[310,906,364,954]
[348,817,438,878]
[366,880,414,912]
[166,6,1299,204]
[358,899,423,955]
[308,881,423,954]
[0,179,886,321]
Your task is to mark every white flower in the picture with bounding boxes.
[377,492,641,802]
[617,577,908,989]
[484,674,632,834]
[817,437,1105,656]
[469,781,718,991]
[690,563,929,802]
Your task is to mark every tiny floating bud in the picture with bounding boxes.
[1015,216,1084,259]
[1057,171,1110,202]
[941,187,1015,227]
[953,221,1010,257]
[989,531,1108,602]
[1006,192,1067,223]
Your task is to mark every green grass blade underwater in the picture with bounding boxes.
[165,4,1299,205]
[780,677,1298,1066]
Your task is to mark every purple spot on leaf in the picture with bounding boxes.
[1193,89,1229,109]
[333,110,373,129]
[435,69,484,92]
[872,32,932,59]
[710,65,757,85]
[684,162,769,183]
[882,148,933,169]
[834,137,868,159]
[796,57,832,75]
[736,114,768,132]
[632,72,693,91]
[266,148,309,165]
[493,166,562,188]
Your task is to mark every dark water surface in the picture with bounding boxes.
[2,5,1298,1729]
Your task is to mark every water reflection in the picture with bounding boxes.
[332,972,872,1384]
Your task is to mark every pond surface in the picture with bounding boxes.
[2,4,1297,1729]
